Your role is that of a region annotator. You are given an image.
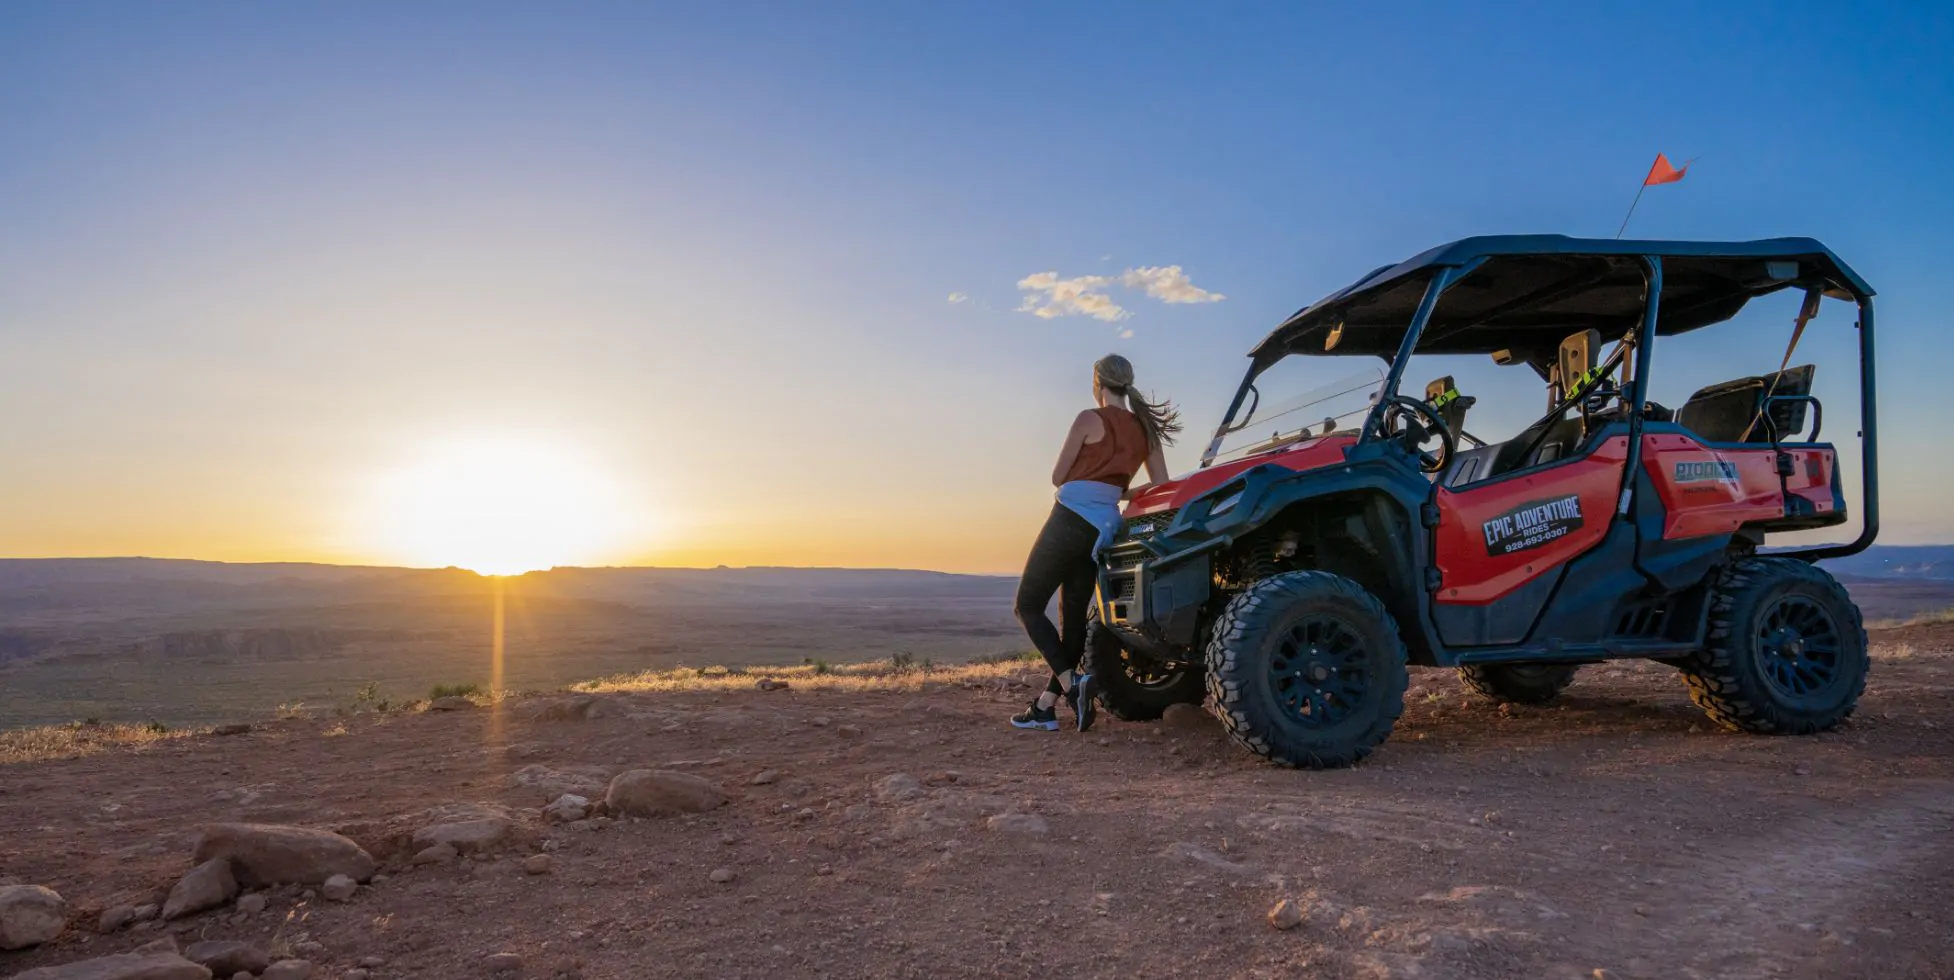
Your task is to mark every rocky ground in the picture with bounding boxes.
[4,625,1954,980]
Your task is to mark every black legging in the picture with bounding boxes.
[1014,504,1100,696]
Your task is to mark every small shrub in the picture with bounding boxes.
[804,658,834,675]
[144,720,168,733]
[890,651,917,672]
[429,683,482,700]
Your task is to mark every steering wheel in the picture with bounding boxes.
[1377,395,1456,474]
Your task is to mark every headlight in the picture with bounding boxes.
[1207,486,1246,517]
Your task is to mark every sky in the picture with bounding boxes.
[2,1,1951,575]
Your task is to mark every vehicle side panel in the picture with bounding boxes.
[1640,433,1785,538]
[1433,436,1629,605]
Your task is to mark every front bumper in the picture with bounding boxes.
[1095,536,1216,650]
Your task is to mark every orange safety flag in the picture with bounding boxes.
[1643,153,1689,186]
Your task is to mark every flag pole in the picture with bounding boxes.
[1615,181,1649,239]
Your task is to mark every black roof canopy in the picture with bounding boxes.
[1251,235,1872,365]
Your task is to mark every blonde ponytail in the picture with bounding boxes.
[1093,353,1182,450]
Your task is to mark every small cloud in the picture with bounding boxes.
[1100,254,1113,262]
[946,292,969,304]
[1121,265,1225,304]
[1014,263,1224,324]
[1015,271,1130,322]
[1118,328,1134,339]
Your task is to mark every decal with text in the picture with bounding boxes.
[1482,494,1585,556]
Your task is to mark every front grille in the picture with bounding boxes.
[1103,542,1149,572]
[1121,508,1180,540]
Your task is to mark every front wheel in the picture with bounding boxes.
[1205,571,1408,769]
[1085,622,1205,721]
[1680,557,1867,734]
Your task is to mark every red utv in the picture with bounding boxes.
[1088,236,1878,768]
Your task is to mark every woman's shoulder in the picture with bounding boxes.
[1072,408,1107,440]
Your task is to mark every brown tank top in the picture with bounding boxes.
[1064,407,1150,489]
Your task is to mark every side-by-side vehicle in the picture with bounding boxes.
[1088,236,1878,768]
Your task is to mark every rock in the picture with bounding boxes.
[836,724,863,738]
[1268,899,1304,931]
[211,724,253,736]
[134,938,178,956]
[234,894,267,915]
[1161,702,1209,728]
[411,803,522,854]
[428,696,476,712]
[192,825,375,886]
[482,952,523,974]
[1162,841,1260,876]
[355,958,385,969]
[0,884,67,950]
[872,773,924,803]
[505,765,612,803]
[12,952,213,980]
[754,678,790,691]
[520,696,607,722]
[319,875,357,902]
[260,961,312,980]
[605,770,727,818]
[100,904,136,933]
[163,860,238,920]
[542,794,590,823]
[708,868,736,884]
[750,770,781,786]
[184,941,270,976]
[343,972,368,980]
[132,904,159,922]
[985,812,1049,835]
[411,843,459,866]
[522,854,552,875]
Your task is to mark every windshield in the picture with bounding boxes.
[1206,361,1385,466]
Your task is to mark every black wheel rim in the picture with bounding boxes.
[1756,595,1844,700]
[1269,614,1370,728]
[1120,649,1185,690]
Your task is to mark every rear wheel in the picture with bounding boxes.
[1205,571,1407,769]
[1680,557,1867,734]
[1457,663,1579,705]
[1085,621,1205,721]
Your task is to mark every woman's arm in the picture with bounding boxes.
[1050,410,1102,487]
[1121,445,1172,501]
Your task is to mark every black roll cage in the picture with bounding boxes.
[1201,251,1880,561]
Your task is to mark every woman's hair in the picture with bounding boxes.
[1093,353,1182,449]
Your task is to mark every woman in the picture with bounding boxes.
[1011,353,1179,732]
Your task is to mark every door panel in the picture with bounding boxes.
[1434,435,1629,605]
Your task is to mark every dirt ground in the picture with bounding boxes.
[4,626,1953,980]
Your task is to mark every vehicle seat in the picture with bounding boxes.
[1485,415,1586,476]
[1676,364,1816,443]
[1442,443,1500,487]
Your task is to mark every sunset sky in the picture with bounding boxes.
[3,2,1951,574]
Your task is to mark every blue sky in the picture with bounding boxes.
[2,2,1950,571]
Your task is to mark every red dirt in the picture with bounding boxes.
[5,628,1954,979]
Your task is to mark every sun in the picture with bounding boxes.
[364,439,638,575]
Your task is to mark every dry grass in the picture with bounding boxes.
[1873,641,1919,661]
[0,720,205,765]
[1868,606,1954,630]
[573,652,1044,696]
